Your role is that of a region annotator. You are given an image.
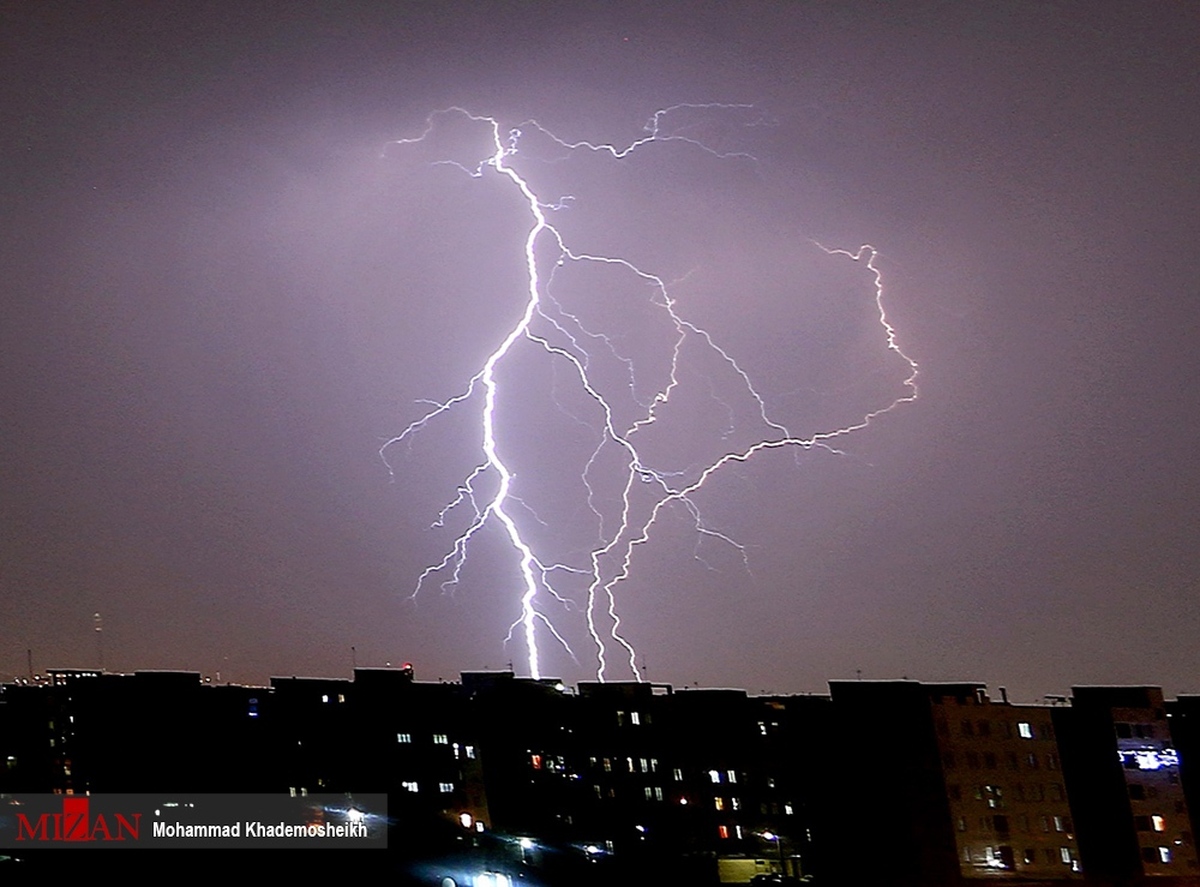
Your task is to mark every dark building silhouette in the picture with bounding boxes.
[3,669,1200,886]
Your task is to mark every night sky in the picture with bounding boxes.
[3,2,1197,700]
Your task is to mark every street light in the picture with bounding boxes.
[761,831,784,874]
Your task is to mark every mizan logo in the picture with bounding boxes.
[16,796,141,842]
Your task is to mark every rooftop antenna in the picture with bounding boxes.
[93,612,103,671]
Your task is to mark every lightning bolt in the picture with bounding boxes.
[380,105,919,681]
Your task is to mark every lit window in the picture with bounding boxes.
[321,694,329,703]
[735,825,744,839]
[627,757,635,773]
[644,787,653,800]
[727,770,737,784]
[439,782,454,793]
[1053,816,1065,832]
[466,745,476,759]
[640,758,649,773]
[649,758,658,772]
[397,733,412,744]
[531,754,542,770]
[603,758,612,772]
[1018,722,1034,739]
[402,781,418,792]
[1152,815,1166,832]
[1159,846,1172,863]
[731,797,741,811]
[714,798,725,811]
[758,722,767,736]
[673,767,683,781]
[337,693,345,703]
[630,711,641,725]
[654,787,663,801]
[1060,847,1071,865]
[433,734,449,744]
[784,803,794,815]
[718,825,729,839]
[709,769,721,784]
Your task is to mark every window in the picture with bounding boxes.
[984,752,998,770]
[433,734,449,745]
[957,816,967,832]
[978,720,991,737]
[616,711,625,727]
[644,787,653,800]
[654,787,664,801]
[640,758,649,773]
[727,770,737,784]
[531,754,542,770]
[731,797,741,811]
[439,782,454,793]
[714,798,725,811]
[783,803,794,815]
[402,781,418,792]
[603,758,612,772]
[1159,847,1172,864]
[397,733,412,744]
[466,745,476,759]
[1023,849,1036,865]
[649,758,658,772]
[1152,815,1166,832]
[630,711,641,726]
[1053,816,1065,832]
[673,767,683,781]
[321,694,329,703]
[718,825,729,839]
[1018,722,1034,739]
[709,769,721,784]
[967,751,980,769]
[1060,847,1072,865]
[627,757,635,773]
[962,720,975,737]
[1027,753,1039,769]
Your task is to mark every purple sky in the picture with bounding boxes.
[2,2,1197,700]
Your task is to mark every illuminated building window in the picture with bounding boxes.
[957,817,967,832]
[630,711,641,726]
[673,768,683,781]
[967,751,980,769]
[603,758,612,772]
[1060,848,1072,865]
[654,787,663,802]
[1053,816,1065,832]
[337,693,345,703]
[616,711,625,727]
[627,757,635,773]
[1159,847,1172,864]
[1153,815,1166,832]
[1023,848,1035,865]
[783,803,793,815]
[433,734,449,745]
[397,733,412,744]
[531,754,542,770]
[439,782,454,793]
[714,798,725,811]
[727,770,737,784]
[640,758,649,773]
[321,694,329,703]
[735,825,744,839]
[709,770,721,784]
[644,787,653,800]
[731,797,741,811]
[718,825,729,839]
[402,781,418,792]
[649,758,658,772]
[758,722,767,736]
[1018,722,1034,739]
